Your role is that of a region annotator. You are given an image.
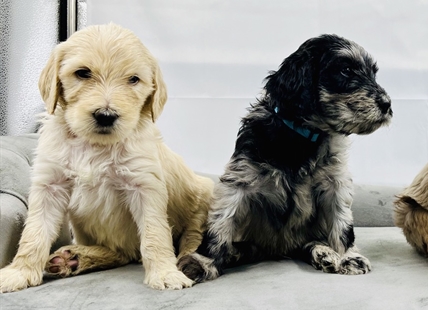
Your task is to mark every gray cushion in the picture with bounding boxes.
[353,183,402,227]
[0,194,27,267]
[0,134,38,204]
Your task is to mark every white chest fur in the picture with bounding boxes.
[59,140,143,252]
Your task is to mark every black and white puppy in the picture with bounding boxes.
[178,34,392,282]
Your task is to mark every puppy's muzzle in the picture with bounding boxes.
[93,108,119,128]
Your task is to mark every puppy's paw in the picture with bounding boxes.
[310,245,341,273]
[339,254,371,275]
[45,247,79,277]
[0,265,43,293]
[177,253,219,283]
[144,268,193,290]
[162,270,194,289]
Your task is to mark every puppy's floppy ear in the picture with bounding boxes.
[147,61,167,122]
[264,39,319,119]
[38,44,64,115]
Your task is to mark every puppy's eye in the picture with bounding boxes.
[128,76,140,85]
[341,67,352,77]
[75,69,91,79]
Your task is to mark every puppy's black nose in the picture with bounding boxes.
[378,95,392,114]
[93,109,118,127]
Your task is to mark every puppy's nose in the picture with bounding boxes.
[378,94,391,114]
[93,109,118,127]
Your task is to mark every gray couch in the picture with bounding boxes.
[1,134,427,310]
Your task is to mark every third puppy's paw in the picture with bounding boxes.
[45,246,79,277]
[339,254,371,275]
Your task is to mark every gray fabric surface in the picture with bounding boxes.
[0,194,27,267]
[0,134,38,204]
[1,227,427,310]
[353,183,402,227]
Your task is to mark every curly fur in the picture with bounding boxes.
[0,23,214,292]
[178,34,392,283]
[394,163,428,256]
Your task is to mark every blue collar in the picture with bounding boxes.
[274,107,320,142]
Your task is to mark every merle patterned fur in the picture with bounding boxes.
[178,34,392,282]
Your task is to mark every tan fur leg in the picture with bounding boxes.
[177,176,213,260]
[0,181,68,293]
[45,245,131,277]
[177,212,207,260]
[126,184,193,290]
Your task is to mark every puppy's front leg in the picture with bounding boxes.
[315,172,371,275]
[176,207,207,260]
[338,246,371,275]
[125,177,193,290]
[0,166,70,292]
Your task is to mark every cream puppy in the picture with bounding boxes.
[0,23,213,292]
[395,163,428,256]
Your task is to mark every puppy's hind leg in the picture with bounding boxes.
[45,245,131,277]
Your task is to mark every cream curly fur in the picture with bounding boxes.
[0,23,213,292]
[395,163,428,256]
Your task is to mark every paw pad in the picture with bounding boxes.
[46,250,79,276]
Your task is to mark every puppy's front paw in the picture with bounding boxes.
[178,253,219,283]
[45,247,79,277]
[145,268,193,290]
[339,254,371,275]
[0,266,43,293]
[310,245,341,273]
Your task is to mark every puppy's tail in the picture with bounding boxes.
[394,195,428,256]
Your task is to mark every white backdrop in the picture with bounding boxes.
[87,0,428,187]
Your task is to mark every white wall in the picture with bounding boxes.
[0,0,59,135]
[87,0,428,187]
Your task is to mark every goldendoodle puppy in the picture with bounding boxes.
[0,23,214,292]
